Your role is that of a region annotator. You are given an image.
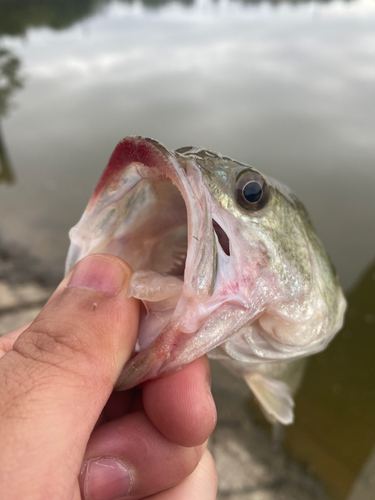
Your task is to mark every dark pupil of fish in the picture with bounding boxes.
[243,181,262,204]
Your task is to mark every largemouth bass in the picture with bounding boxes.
[66,136,346,424]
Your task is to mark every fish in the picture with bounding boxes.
[66,136,346,425]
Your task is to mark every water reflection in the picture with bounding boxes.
[239,0,354,3]
[0,0,103,37]
[0,47,23,184]
[286,259,375,499]
[0,0,358,33]
[1,0,373,290]
[0,0,374,496]
[0,124,14,184]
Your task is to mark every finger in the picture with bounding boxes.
[142,356,217,447]
[0,322,31,357]
[147,449,218,500]
[0,254,139,500]
[80,410,207,500]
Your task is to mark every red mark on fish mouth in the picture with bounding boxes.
[89,136,173,209]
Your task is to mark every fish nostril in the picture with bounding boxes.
[212,219,230,256]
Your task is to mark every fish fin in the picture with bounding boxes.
[243,371,295,425]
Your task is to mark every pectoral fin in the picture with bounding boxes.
[243,372,295,425]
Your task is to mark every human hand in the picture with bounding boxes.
[0,254,217,500]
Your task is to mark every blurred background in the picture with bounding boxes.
[0,0,374,498]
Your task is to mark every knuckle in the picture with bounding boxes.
[11,317,109,390]
[14,318,88,365]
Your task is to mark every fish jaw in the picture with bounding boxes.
[116,297,262,390]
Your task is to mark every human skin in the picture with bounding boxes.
[0,254,218,500]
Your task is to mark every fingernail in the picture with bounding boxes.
[68,255,126,297]
[82,458,132,500]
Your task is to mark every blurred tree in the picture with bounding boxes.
[0,47,23,184]
[0,48,23,117]
[0,0,355,29]
[239,0,354,4]
[238,0,354,4]
[0,0,108,37]
[118,0,193,8]
[0,123,13,184]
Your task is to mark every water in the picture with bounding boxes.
[0,0,374,497]
[286,260,375,499]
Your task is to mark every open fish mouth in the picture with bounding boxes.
[66,136,219,385]
[66,136,347,422]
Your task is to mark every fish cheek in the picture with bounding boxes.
[258,309,326,347]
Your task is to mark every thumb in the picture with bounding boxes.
[0,254,139,500]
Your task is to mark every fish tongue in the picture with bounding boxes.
[128,270,184,352]
[128,270,184,302]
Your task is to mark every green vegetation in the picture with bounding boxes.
[0,47,23,184]
[0,48,23,117]
[0,0,357,39]
[0,0,107,37]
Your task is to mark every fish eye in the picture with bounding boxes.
[236,170,269,211]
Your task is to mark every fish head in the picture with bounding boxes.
[66,137,346,389]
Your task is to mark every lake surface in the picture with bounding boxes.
[1,0,374,290]
[0,0,374,498]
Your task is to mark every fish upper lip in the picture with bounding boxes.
[89,136,188,207]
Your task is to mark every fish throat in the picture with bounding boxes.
[123,174,189,352]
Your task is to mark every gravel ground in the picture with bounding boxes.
[0,242,329,499]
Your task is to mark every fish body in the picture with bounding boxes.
[66,137,346,424]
